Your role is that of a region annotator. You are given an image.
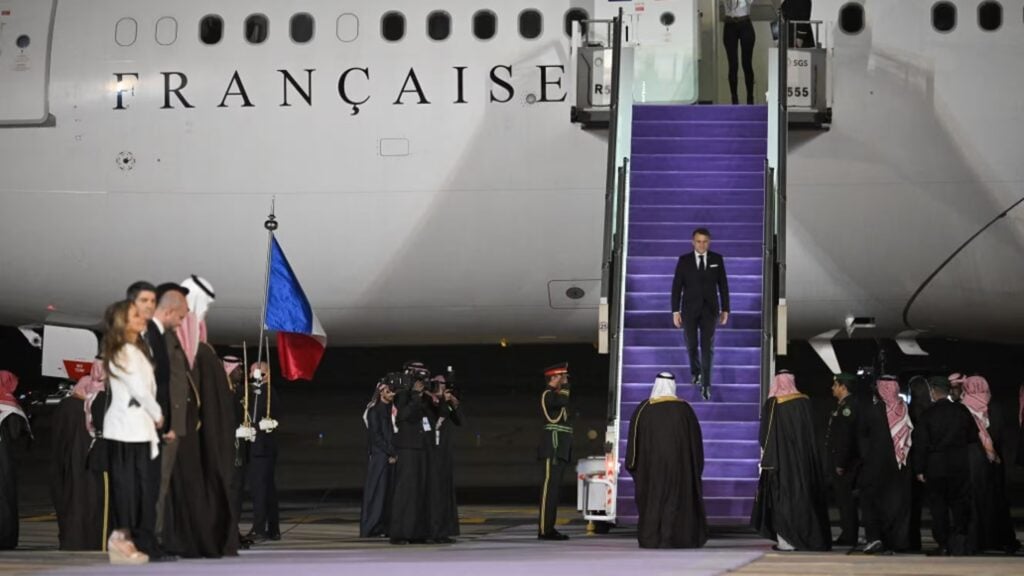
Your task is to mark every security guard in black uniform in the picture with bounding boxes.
[826,373,860,546]
[538,362,572,541]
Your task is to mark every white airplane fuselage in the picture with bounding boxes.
[0,0,1022,347]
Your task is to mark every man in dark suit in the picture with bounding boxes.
[670,228,730,401]
[912,377,977,556]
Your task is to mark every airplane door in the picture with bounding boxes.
[0,0,57,125]
[697,0,718,103]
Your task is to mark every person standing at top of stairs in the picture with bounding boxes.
[671,228,730,401]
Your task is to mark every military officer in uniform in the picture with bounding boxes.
[538,362,573,541]
[826,373,860,546]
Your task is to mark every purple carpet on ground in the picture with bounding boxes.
[618,104,767,526]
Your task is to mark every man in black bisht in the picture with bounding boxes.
[751,370,830,551]
[538,362,573,541]
[625,372,707,548]
[825,373,859,547]
[0,370,31,550]
[912,376,976,556]
[50,371,105,550]
[389,363,431,545]
[857,376,913,554]
[360,379,396,538]
[426,374,462,543]
[191,342,240,556]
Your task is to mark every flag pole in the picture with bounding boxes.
[257,198,277,378]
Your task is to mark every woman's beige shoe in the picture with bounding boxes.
[108,529,149,565]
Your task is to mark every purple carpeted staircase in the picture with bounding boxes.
[617,105,767,526]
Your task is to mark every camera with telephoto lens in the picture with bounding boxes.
[403,362,431,389]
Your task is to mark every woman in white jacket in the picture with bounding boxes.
[101,300,164,564]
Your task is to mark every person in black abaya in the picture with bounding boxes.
[857,377,912,554]
[194,342,240,556]
[625,372,707,549]
[389,364,431,545]
[360,380,397,538]
[426,375,462,543]
[961,375,1020,555]
[51,373,105,550]
[0,370,31,550]
[752,370,830,552]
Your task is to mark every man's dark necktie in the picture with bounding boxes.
[699,254,705,272]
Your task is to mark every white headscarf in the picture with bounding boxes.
[177,275,215,368]
[650,372,677,400]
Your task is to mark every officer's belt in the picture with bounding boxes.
[544,424,573,434]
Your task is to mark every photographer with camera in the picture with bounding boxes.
[388,362,432,544]
[425,369,462,543]
[538,362,573,541]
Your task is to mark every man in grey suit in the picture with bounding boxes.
[670,228,730,401]
[152,284,189,540]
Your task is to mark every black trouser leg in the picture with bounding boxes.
[927,477,950,550]
[947,474,971,555]
[739,20,756,104]
[723,23,740,104]
[266,453,279,535]
[683,312,702,381]
[539,459,565,535]
[698,308,717,389]
[248,456,270,535]
[860,485,882,544]
[833,470,859,543]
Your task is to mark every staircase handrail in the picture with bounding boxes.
[600,9,628,429]
[761,13,789,405]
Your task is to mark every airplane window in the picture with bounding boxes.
[473,10,497,40]
[337,13,359,43]
[519,9,542,39]
[564,8,589,37]
[838,3,864,35]
[978,1,1002,31]
[382,11,405,42]
[290,13,315,43]
[245,14,269,44]
[155,17,178,46]
[115,17,137,47]
[200,15,224,45]
[428,11,451,41]
[931,2,956,33]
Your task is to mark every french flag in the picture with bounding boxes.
[265,237,327,381]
